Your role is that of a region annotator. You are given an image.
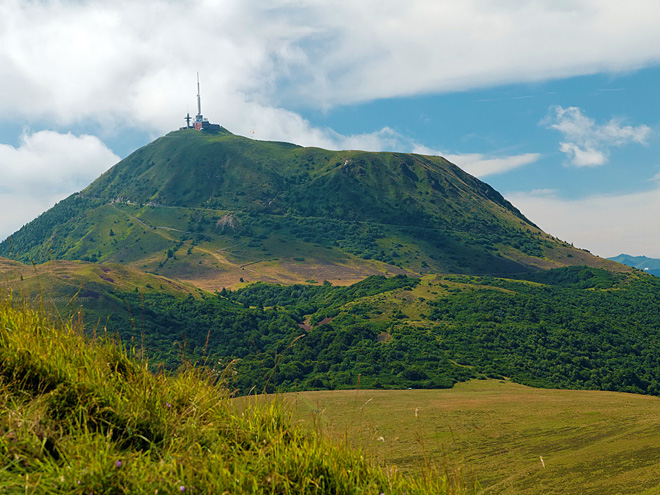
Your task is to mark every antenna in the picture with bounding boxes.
[196,72,202,117]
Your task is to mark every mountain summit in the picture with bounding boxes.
[0,129,620,290]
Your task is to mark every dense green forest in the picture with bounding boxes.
[94,267,660,396]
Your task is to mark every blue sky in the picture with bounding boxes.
[1,0,660,257]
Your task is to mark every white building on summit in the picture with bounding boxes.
[182,74,221,132]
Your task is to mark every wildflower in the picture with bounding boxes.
[115,460,122,468]
[179,486,186,492]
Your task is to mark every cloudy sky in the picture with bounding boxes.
[2,0,660,258]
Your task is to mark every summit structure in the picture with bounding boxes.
[183,74,221,132]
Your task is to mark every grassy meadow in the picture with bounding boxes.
[271,381,660,494]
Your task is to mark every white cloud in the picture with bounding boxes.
[333,127,409,152]
[506,186,660,258]
[1,0,660,141]
[545,106,651,167]
[0,130,119,240]
[528,188,558,196]
[411,144,540,177]
[226,101,407,152]
[442,152,541,177]
[284,0,660,107]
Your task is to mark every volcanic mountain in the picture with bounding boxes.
[0,128,621,290]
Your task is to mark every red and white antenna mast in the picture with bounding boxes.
[196,72,202,118]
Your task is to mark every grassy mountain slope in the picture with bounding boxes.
[0,129,623,291]
[3,265,660,494]
[0,296,455,494]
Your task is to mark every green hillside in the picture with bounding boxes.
[0,120,654,398]
[0,296,453,494]
[156,267,660,396]
[0,256,200,323]
[5,288,660,494]
[6,257,658,399]
[0,129,622,291]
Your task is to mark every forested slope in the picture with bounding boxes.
[69,266,660,397]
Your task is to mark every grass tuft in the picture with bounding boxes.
[0,296,457,494]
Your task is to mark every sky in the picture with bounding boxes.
[1,0,660,258]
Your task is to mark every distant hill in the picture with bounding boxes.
[0,256,202,352]
[609,253,660,277]
[0,129,623,291]
[0,256,198,302]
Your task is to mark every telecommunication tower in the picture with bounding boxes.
[182,73,220,132]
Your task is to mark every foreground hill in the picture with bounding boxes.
[0,129,622,291]
[0,297,451,494]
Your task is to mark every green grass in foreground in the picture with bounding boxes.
[277,382,660,495]
[0,296,458,494]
